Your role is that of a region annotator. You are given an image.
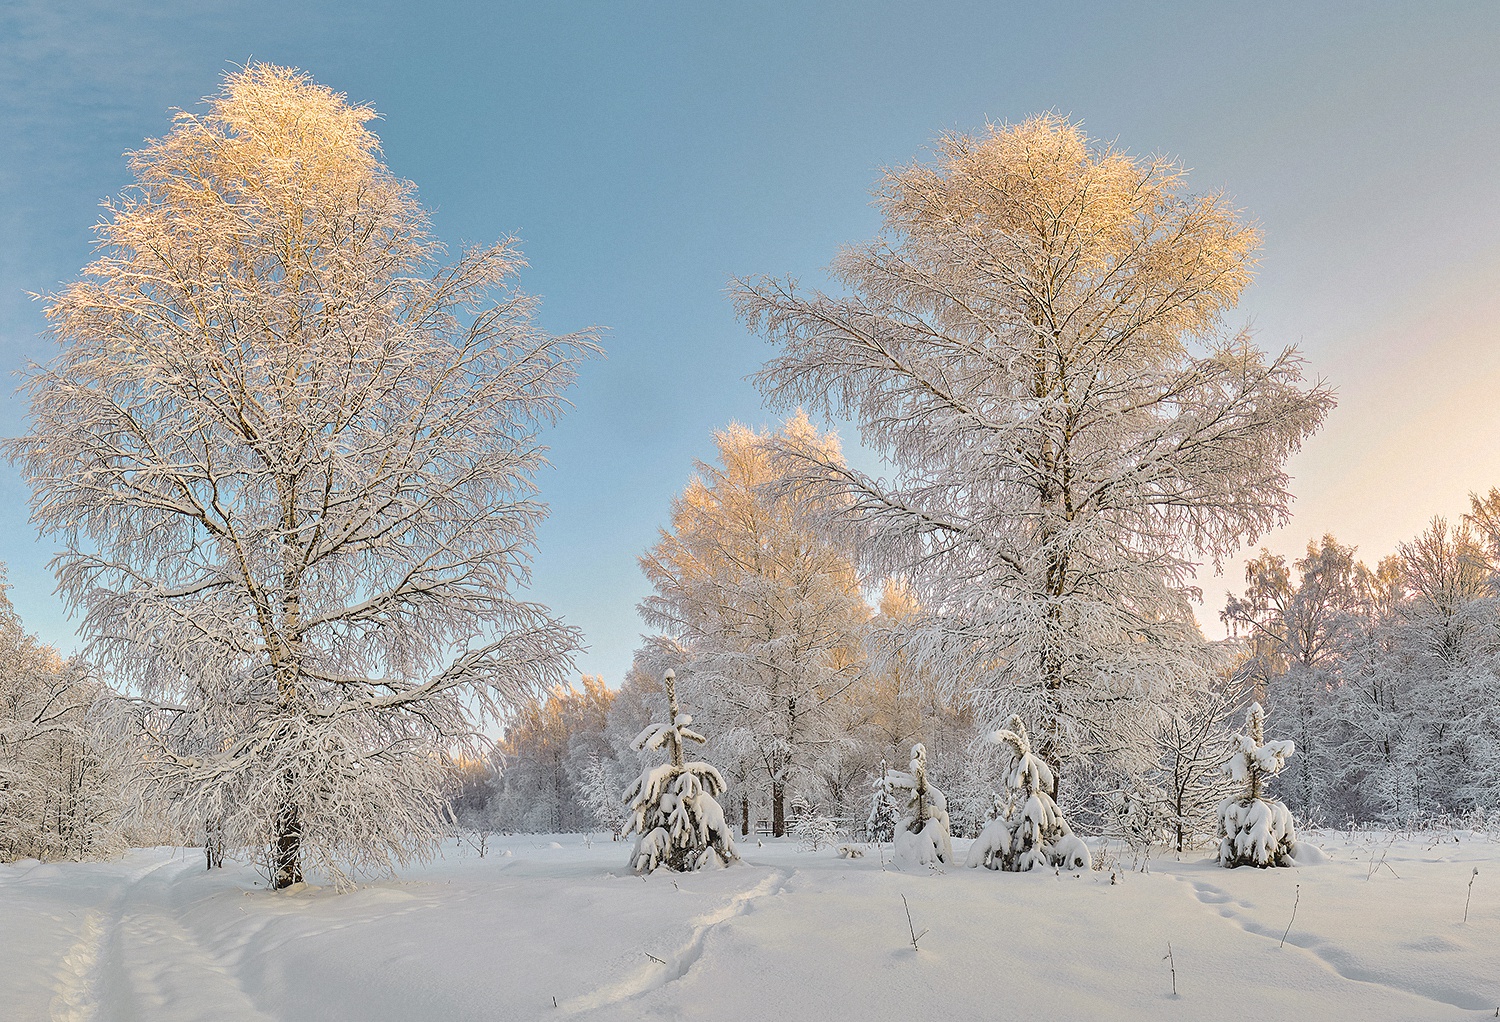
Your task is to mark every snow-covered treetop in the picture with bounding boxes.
[989,715,1055,797]
[631,670,705,768]
[1223,702,1294,785]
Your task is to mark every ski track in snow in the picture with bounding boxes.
[47,856,174,1022]
[47,855,275,1022]
[1174,873,1491,1013]
[49,911,104,1022]
[561,869,790,1015]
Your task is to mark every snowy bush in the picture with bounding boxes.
[791,798,840,851]
[1110,782,1166,870]
[623,670,738,873]
[967,716,1092,872]
[890,744,953,868]
[1217,702,1299,868]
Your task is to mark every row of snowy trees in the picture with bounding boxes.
[487,116,1499,855]
[0,65,1484,883]
[0,571,128,861]
[1224,513,1500,827]
[486,114,1333,852]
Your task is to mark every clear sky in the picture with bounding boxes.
[2,1,1498,682]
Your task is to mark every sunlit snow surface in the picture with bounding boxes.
[2,831,1496,1020]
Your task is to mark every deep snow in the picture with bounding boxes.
[2,831,1497,1021]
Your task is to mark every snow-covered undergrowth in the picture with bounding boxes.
[2,831,1497,1021]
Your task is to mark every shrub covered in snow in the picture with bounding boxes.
[966,716,1092,872]
[1110,781,1167,869]
[1217,702,1298,868]
[890,744,953,868]
[623,670,738,873]
[791,798,840,851]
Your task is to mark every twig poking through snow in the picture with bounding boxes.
[1280,884,1300,948]
[902,894,928,951]
[1366,836,1400,880]
[644,952,666,965]
[1163,942,1177,997]
[1465,868,1479,923]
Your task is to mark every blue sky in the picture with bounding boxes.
[2,1,1499,682]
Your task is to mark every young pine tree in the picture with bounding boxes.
[866,760,900,843]
[1217,703,1299,868]
[967,716,1091,872]
[890,743,953,868]
[624,670,738,874]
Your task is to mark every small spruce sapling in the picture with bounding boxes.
[890,744,954,868]
[1217,703,1299,868]
[866,760,900,844]
[623,670,738,873]
[966,716,1092,871]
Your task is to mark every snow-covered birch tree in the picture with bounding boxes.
[638,414,869,835]
[4,65,598,887]
[735,115,1334,798]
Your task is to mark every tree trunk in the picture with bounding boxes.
[273,801,302,889]
[772,779,786,837]
[205,816,225,870]
[741,792,750,837]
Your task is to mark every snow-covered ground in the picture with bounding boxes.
[2,831,1497,1021]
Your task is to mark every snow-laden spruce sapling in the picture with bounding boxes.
[1217,702,1299,868]
[966,716,1092,871]
[890,744,953,868]
[623,670,738,873]
[867,760,900,844]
